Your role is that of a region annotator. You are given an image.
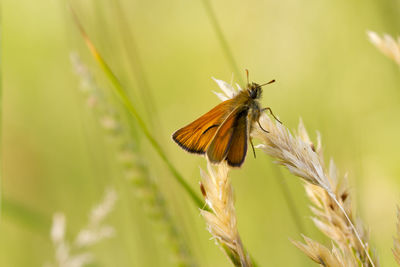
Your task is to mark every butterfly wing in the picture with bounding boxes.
[172,99,235,154]
[206,105,249,166]
[226,112,248,167]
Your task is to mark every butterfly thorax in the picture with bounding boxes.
[232,83,263,126]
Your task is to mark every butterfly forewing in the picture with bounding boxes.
[207,106,249,165]
[172,99,235,154]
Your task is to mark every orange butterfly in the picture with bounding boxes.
[172,71,280,167]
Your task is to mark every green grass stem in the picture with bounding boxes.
[70,8,205,210]
[2,197,50,235]
[201,0,243,84]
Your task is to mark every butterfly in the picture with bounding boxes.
[172,70,280,167]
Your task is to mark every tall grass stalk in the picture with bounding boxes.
[254,115,377,266]
[270,164,306,234]
[2,197,50,235]
[111,0,160,127]
[70,8,205,209]
[201,0,242,84]
[71,53,196,266]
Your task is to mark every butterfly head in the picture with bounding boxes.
[247,82,263,99]
[244,70,275,100]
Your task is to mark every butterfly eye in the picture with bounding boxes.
[249,88,259,99]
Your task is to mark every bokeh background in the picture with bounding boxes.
[2,0,400,266]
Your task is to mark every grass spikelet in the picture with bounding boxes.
[75,188,117,248]
[253,115,377,267]
[199,161,252,267]
[45,188,117,267]
[293,235,349,267]
[367,31,400,66]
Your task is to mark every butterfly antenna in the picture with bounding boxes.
[245,69,249,85]
[260,79,276,87]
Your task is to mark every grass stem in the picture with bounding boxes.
[201,0,242,84]
[328,191,376,267]
[270,165,306,234]
[2,197,50,235]
[70,7,205,209]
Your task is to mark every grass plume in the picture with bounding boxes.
[45,188,117,267]
[253,115,377,267]
[200,162,253,267]
[293,235,358,267]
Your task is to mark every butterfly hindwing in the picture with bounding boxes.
[226,113,248,167]
[206,106,249,165]
[226,111,248,167]
[172,99,235,154]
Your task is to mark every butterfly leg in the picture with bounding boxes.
[257,120,269,133]
[262,107,282,124]
[250,137,257,158]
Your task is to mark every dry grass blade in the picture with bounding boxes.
[199,162,252,267]
[367,31,400,66]
[253,115,377,267]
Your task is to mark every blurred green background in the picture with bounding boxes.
[2,0,400,266]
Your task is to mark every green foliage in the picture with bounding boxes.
[2,0,400,266]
